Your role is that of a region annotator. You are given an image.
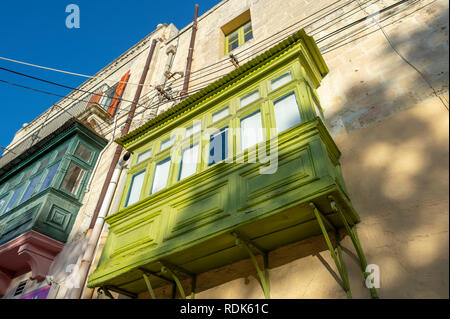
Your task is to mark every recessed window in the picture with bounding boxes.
[136,149,152,164]
[125,170,146,207]
[151,157,172,194]
[18,173,43,205]
[271,71,292,91]
[185,121,201,138]
[208,127,228,166]
[240,90,259,108]
[75,144,92,163]
[160,136,175,152]
[212,107,229,123]
[240,111,264,150]
[179,144,200,181]
[273,92,302,133]
[39,163,60,192]
[225,20,253,54]
[61,163,85,195]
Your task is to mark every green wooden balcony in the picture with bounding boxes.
[88,30,376,299]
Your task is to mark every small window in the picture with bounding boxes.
[4,184,25,213]
[61,163,85,195]
[159,136,175,152]
[13,280,28,297]
[240,111,264,150]
[240,90,259,108]
[100,83,119,112]
[136,149,152,164]
[185,121,201,138]
[75,144,92,163]
[225,20,253,54]
[212,107,229,123]
[39,163,60,192]
[179,143,200,181]
[151,157,171,194]
[271,71,292,91]
[18,173,43,205]
[274,92,302,133]
[125,170,146,207]
[208,127,228,166]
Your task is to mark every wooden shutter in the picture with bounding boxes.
[87,91,103,107]
[108,70,131,116]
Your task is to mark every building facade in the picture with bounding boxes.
[0,0,448,299]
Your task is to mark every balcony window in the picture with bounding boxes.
[208,127,228,166]
[4,184,25,213]
[54,145,69,161]
[212,107,229,123]
[136,149,152,164]
[38,163,60,192]
[61,163,85,195]
[18,172,43,205]
[240,111,264,150]
[74,144,92,163]
[151,157,172,194]
[125,170,146,207]
[240,90,259,108]
[178,143,200,181]
[159,136,175,152]
[271,71,292,91]
[273,92,302,133]
[185,121,201,138]
[0,195,9,216]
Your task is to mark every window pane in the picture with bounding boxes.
[212,107,229,123]
[240,111,264,150]
[0,195,9,215]
[160,136,175,152]
[61,163,85,195]
[244,31,253,42]
[39,163,60,192]
[19,173,43,205]
[37,157,50,172]
[151,157,171,194]
[208,127,228,166]
[274,93,302,133]
[229,41,239,52]
[228,30,238,42]
[20,169,33,184]
[243,21,252,33]
[75,144,92,162]
[4,184,25,213]
[240,90,259,108]
[136,149,152,164]
[126,170,146,207]
[179,144,199,181]
[54,145,69,161]
[271,71,292,91]
[185,121,201,138]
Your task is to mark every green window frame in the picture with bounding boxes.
[225,20,253,54]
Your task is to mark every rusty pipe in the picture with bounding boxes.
[180,4,199,99]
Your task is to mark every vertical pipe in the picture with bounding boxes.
[180,4,199,99]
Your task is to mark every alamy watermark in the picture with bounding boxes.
[65,4,80,29]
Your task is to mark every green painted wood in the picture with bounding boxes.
[87,29,360,295]
[0,122,107,244]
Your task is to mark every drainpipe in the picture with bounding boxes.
[180,4,199,99]
[69,38,158,299]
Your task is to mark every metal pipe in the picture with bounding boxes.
[69,39,158,299]
[88,38,158,229]
[180,4,199,99]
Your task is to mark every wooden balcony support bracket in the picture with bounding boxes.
[98,285,137,299]
[139,267,176,299]
[231,231,270,299]
[160,262,196,299]
[309,202,352,299]
[98,286,114,299]
[328,196,379,299]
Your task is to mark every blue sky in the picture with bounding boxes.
[0,0,219,153]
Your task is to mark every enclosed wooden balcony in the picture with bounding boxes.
[88,30,376,299]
